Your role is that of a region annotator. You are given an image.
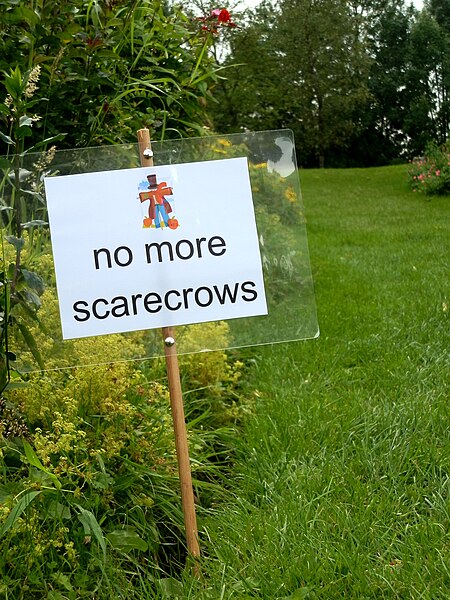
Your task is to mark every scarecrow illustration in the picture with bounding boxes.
[139,174,179,229]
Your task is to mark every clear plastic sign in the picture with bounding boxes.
[0,130,319,372]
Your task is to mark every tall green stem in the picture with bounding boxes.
[189,35,211,86]
[11,129,24,295]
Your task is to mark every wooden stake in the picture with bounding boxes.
[137,129,201,565]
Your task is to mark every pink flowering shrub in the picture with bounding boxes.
[408,142,450,196]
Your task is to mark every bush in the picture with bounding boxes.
[0,250,251,596]
[408,142,450,196]
[1,330,177,597]
[0,0,227,151]
[0,5,249,594]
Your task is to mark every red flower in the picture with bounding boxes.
[217,8,232,22]
[196,7,236,33]
[210,7,235,26]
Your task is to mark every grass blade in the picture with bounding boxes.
[0,490,41,536]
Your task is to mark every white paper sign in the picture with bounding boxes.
[44,157,267,340]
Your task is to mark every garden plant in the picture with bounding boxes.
[0,2,247,596]
[408,141,450,195]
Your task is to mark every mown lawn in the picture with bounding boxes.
[176,165,449,599]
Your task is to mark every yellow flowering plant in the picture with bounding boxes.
[0,248,249,596]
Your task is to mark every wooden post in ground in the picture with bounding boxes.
[137,128,201,567]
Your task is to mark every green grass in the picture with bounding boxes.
[174,165,449,599]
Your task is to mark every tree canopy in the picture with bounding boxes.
[211,0,450,166]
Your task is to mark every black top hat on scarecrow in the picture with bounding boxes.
[147,174,158,189]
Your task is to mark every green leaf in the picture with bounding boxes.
[0,482,22,504]
[57,23,83,42]
[95,49,120,59]
[0,131,14,145]
[21,220,48,229]
[3,67,24,98]
[5,235,25,252]
[29,469,59,489]
[24,289,42,308]
[24,133,66,154]
[4,382,28,391]
[19,116,34,127]
[107,527,149,553]
[91,471,113,490]
[10,6,40,26]
[51,571,74,592]
[0,158,12,169]
[47,500,71,520]
[15,125,33,139]
[23,440,61,490]
[10,290,41,321]
[47,592,67,600]
[75,505,106,560]
[23,441,46,470]
[16,321,44,369]
[22,190,45,203]
[0,490,41,536]
[21,269,45,295]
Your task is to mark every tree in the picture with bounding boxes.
[426,0,450,34]
[349,0,450,162]
[211,0,370,167]
[213,0,450,165]
[347,0,416,165]
[405,6,450,152]
[212,11,275,132]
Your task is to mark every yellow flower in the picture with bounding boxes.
[217,138,232,147]
[284,186,297,203]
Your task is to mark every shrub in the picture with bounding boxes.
[0,0,230,151]
[1,250,250,596]
[408,142,450,195]
[1,331,178,597]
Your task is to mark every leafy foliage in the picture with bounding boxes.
[0,65,59,391]
[0,0,223,150]
[213,0,370,167]
[0,11,251,592]
[1,280,249,596]
[351,2,415,165]
[212,0,450,166]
